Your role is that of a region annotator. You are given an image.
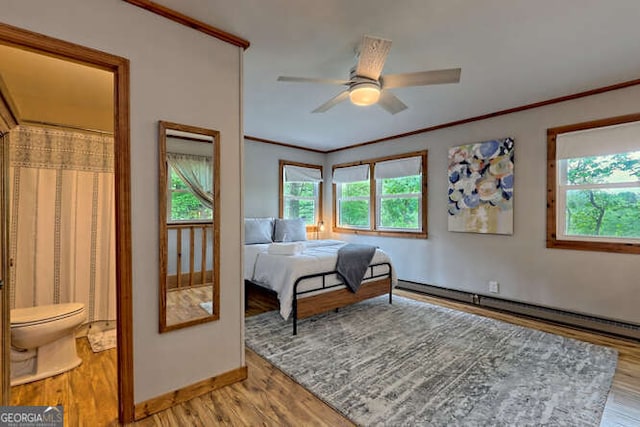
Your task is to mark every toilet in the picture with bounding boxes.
[10,303,86,386]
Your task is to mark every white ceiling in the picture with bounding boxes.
[156,0,640,151]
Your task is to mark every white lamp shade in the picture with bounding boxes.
[349,83,381,106]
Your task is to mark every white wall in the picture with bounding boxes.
[244,140,325,218]
[1,0,244,403]
[326,85,640,325]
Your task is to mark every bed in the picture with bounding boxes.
[244,235,397,334]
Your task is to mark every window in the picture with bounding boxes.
[376,156,423,231]
[167,153,213,222]
[279,161,323,228]
[337,180,371,228]
[334,164,371,229]
[547,114,640,253]
[333,151,427,237]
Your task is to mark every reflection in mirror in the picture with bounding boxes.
[159,121,220,332]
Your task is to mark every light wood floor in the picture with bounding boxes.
[10,337,118,425]
[165,286,212,327]
[10,288,640,426]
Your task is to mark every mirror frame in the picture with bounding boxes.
[158,120,220,333]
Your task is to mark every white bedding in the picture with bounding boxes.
[246,239,397,319]
[244,243,269,280]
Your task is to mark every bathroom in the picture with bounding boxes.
[0,42,118,414]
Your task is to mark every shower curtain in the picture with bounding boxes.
[8,125,115,323]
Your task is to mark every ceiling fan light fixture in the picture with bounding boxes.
[349,82,380,106]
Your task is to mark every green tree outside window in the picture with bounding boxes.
[284,182,318,225]
[378,176,421,229]
[169,168,212,221]
[563,151,640,239]
[338,181,370,228]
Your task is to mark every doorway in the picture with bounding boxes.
[0,23,133,423]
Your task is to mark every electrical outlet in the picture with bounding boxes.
[489,281,499,293]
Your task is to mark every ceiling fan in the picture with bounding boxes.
[277,35,461,115]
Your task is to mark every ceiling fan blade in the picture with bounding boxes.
[277,76,350,86]
[382,68,461,89]
[312,90,350,113]
[378,91,408,115]
[355,35,392,81]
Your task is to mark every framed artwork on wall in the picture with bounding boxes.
[447,137,514,234]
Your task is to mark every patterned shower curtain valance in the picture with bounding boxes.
[10,125,114,172]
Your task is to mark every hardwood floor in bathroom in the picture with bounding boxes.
[9,288,640,426]
[10,337,118,425]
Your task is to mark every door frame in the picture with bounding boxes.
[1,131,9,405]
[0,23,134,422]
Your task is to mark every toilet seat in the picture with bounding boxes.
[11,303,85,328]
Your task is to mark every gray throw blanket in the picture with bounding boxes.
[336,243,377,293]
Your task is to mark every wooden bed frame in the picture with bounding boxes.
[246,262,393,335]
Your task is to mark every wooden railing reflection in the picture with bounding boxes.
[167,223,213,289]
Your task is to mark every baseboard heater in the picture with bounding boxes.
[398,280,640,341]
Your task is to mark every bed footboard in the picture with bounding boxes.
[292,262,392,335]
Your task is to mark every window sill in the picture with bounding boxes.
[546,237,640,254]
[333,227,427,239]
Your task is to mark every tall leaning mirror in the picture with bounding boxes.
[158,121,220,332]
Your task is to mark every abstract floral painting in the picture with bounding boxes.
[448,137,514,234]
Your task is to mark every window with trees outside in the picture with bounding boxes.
[280,161,323,228]
[168,158,213,222]
[547,114,640,254]
[333,151,427,237]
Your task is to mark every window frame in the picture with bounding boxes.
[279,160,323,231]
[547,113,640,254]
[332,150,428,238]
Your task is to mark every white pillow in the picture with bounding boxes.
[273,218,307,242]
[245,218,274,244]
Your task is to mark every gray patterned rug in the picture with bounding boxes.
[245,295,617,426]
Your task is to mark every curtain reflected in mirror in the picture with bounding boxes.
[158,121,220,333]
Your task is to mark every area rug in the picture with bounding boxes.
[87,328,117,353]
[245,295,617,426]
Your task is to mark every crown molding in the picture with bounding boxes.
[244,135,326,154]
[123,0,250,50]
